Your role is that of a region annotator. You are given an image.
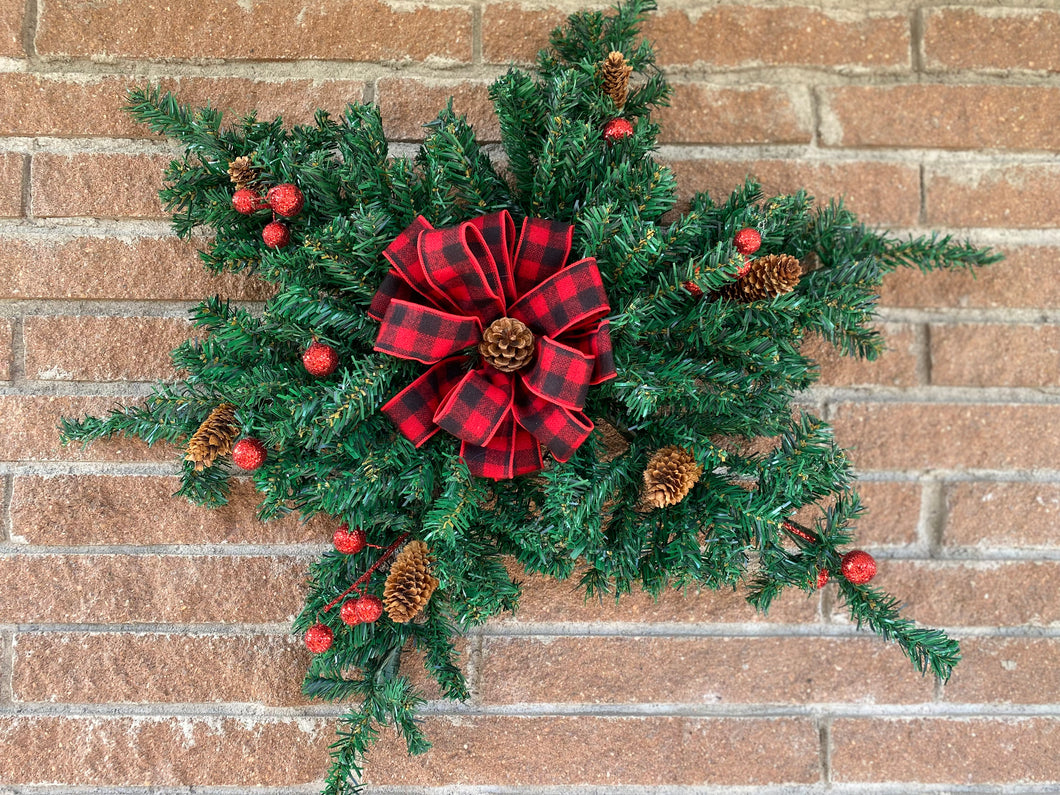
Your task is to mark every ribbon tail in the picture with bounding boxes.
[380,357,468,447]
[461,416,543,479]
[514,385,594,463]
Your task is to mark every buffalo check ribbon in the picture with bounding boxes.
[372,210,616,479]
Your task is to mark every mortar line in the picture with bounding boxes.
[19,152,30,220]
[471,2,483,66]
[20,0,37,60]
[818,716,831,786]
[910,6,925,76]
[917,322,932,386]
[1,473,11,543]
[919,479,947,555]
[0,629,11,706]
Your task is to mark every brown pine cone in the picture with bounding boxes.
[227,156,258,190]
[726,254,802,303]
[383,540,439,623]
[640,445,703,510]
[600,50,633,108]
[479,317,535,372]
[185,403,239,471]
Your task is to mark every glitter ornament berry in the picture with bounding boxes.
[734,227,762,255]
[340,598,362,625]
[303,341,339,377]
[231,437,266,471]
[232,188,267,215]
[603,117,634,143]
[841,550,877,585]
[262,221,290,249]
[355,594,384,624]
[333,524,367,555]
[816,569,830,588]
[266,183,305,218]
[304,623,334,653]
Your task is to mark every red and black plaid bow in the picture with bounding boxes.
[369,210,616,479]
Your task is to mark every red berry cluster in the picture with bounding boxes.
[340,595,384,625]
[603,117,634,143]
[231,182,304,249]
[333,524,366,554]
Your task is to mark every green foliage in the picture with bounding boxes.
[62,2,998,793]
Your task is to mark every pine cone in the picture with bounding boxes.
[640,445,702,510]
[725,254,802,302]
[185,403,239,471]
[383,540,439,623]
[479,317,535,372]
[600,50,633,108]
[227,156,258,190]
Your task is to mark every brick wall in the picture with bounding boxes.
[1,0,1057,790]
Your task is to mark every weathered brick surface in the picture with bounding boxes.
[0,317,12,380]
[11,476,329,545]
[367,716,820,786]
[0,74,368,137]
[0,396,174,463]
[376,78,499,142]
[831,717,1060,783]
[924,7,1060,73]
[0,235,271,300]
[32,154,169,219]
[0,0,20,55]
[0,555,306,624]
[657,84,811,145]
[644,7,909,69]
[482,3,568,65]
[846,480,920,547]
[830,403,1060,471]
[944,638,1060,704]
[36,0,472,62]
[667,158,920,226]
[822,85,1060,151]
[0,716,331,785]
[479,636,933,705]
[23,316,194,382]
[807,323,919,387]
[0,151,22,217]
[880,246,1060,310]
[926,164,1060,228]
[930,323,1060,388]
[944,481,1060,549]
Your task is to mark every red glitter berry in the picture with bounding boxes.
[333,524,367,555]
[262,221,290,249]
[231,437,266,471]
[340,598,363,626]
[816,569,830,589]
[734,228,762,255]
[683,281,703,299]
[232,189,267,215]
[841,550,877,585]
[355,594,384,624]
[303,342,339,377]
[602,117,634,143]
[304,623,333,653]
[266,183,305,218]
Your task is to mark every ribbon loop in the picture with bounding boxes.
[418,222,505,324]
[509,258,610,339]
[375,301,481,364]
[381,357,468,448]
[522,335,595,411]
[434,369,513,447]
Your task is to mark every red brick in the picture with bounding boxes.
[945,638,1060,704]
[479,636,933,705]
[806,323,919,387]
[13,632,309,705]
[0,554,305,623]
[847,561,1060,627]
[924,8,1060,73]
[0,716,330,785]
[24,316,193,382]
[0,395,174,463]
[822,85,1060,151]
[0,317,12,380]
[482,3,568,65]
[36,0,471,62]
[0,235,271,301]
[501,567,821,626]
[832,717,1060,783]
[944,481,1060,548]
[368,716,819,786]
[657,84,811,145]
[0,74,367,138]
[667,158,920,226]
[32,153,168,219]
[0,0,21,55]
[930,323,1060,387]
[790,480,920,549]
[0,152,22,217]
[376,78,499,142]
[880,246,1060,310]
[645,7,909,70]
[926,164,1060,228]
[830,403,1060,471]
[10,475,330,545]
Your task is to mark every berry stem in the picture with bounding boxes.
[323,532,410,612]
[782,521,820,545]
